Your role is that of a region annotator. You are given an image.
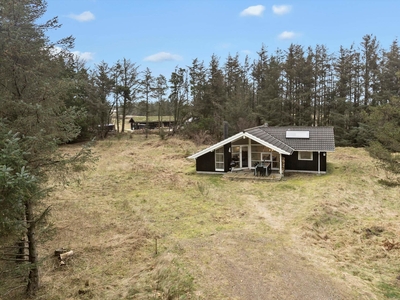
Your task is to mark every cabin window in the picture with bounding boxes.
[251,152,272,167]
[215,147,224,171]
[298,151,313,161]
[251,145,272,167]
[271,154,279,168]
[232,146,240,163]
[251,151,280,169]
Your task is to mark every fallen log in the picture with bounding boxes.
[59,250,74,261]
[56,250,74,266]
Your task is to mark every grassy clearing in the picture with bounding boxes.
[1,135,399,299]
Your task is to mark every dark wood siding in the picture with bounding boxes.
[320,152,327,172]
[196,144,231,173]
[196,151,215,172]
[195,148,328,173]
[284,151,327,172]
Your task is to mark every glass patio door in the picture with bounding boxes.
[241,146,248,168]
[232,145,248,168]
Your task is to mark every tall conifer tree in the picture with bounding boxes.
[0,0,93,295]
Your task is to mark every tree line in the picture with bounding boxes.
[0,0,94,296]
[178,36,399,147]
[59,34,400,149]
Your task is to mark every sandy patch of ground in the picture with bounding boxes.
[181,230,354,300]
[178,190,356,299]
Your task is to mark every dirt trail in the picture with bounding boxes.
[181,193,357,299]
[251,198,287,231]
[182,231,354,300]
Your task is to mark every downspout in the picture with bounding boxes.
[248,138,251,170]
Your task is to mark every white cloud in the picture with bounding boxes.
[68,11,95,22]
[72,51,95,62]
[47,46,94,62]
[144,52,182,62]
[241,50,252,55]
[278,31,296,40]
[49,46,63,56]
[272,5,292,15]
[240,5,265,17]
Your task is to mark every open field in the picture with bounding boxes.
[1,133,400,299]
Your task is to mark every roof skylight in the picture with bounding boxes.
[286,130,309,139]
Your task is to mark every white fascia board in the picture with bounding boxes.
[187,132,245,159]
[243,132,292,155]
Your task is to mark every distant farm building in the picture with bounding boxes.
[126,116,175,130]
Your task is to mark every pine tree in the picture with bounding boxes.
[224,53,255,132]
[252,46,284,126]
[365,96,400,185]
[189,58,208,121]
[154,74,169,135]
[283,44,309,125]
[61,57,107,140]
[114,58,139,132]
[252,44,269,116]
[93,61,114,138]
[379,39,400,103]
[169,67,189,133]
[360,34,381,106]
[332,46,354,143]
[311,44,334,126]
[204,55,225,137]
[0,0,93,295]
[140,68,155,138]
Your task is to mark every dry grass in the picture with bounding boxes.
[1,135,400,299]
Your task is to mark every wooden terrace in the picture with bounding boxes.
[223,169,282,181]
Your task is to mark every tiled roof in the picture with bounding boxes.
[188,126,335,159]
[245,128,294,154]
[245,126,335,152]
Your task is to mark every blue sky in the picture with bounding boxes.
[42,0,400,78]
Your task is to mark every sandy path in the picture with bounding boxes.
[182,230,354,300]
[179,190,357,300]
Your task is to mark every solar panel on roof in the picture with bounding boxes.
[286,130,309,138]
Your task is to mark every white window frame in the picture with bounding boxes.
[215,147,224,171]
[271,154,279,169]
[298,151,313,161]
